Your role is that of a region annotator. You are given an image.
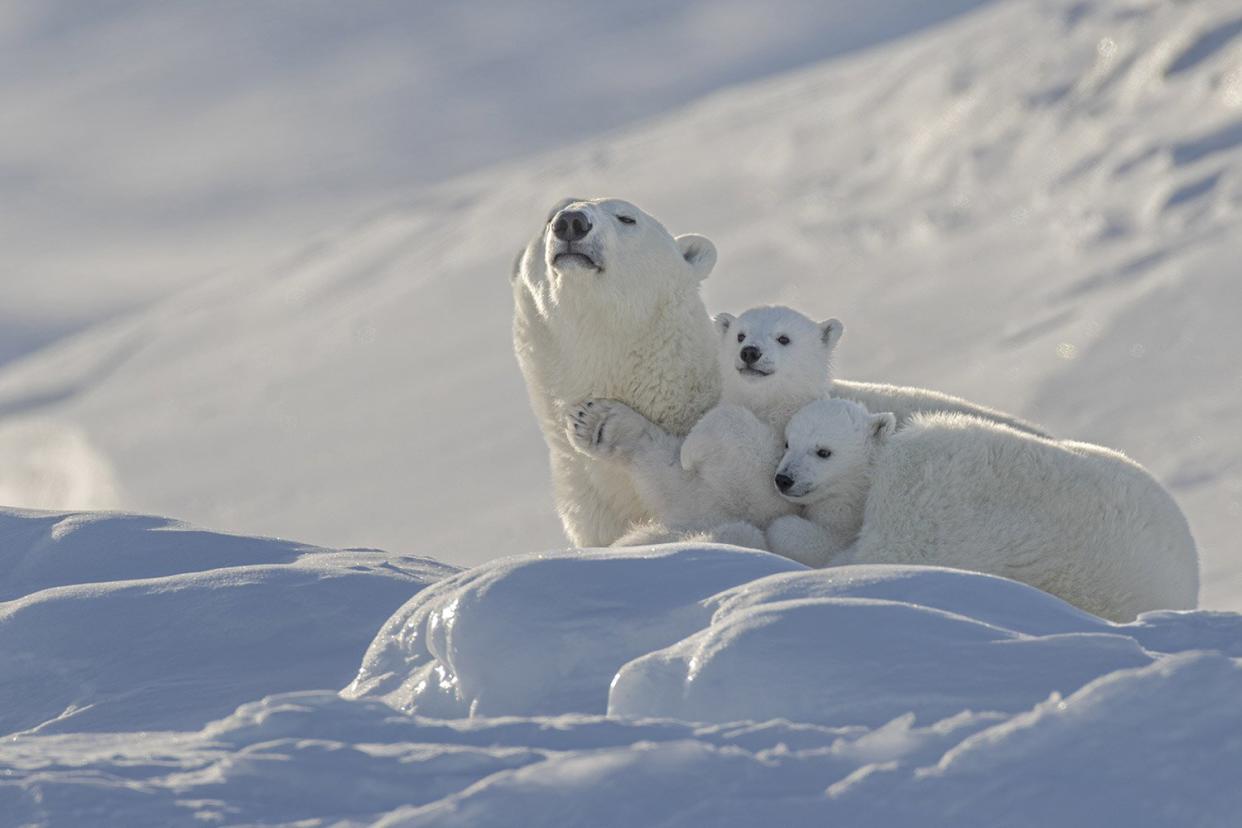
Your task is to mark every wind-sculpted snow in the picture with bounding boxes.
[346,547,1241,731]
[3,535,1242,825]
[342,544,804,717]
[1,0,1239,613]
[0,508,454,735]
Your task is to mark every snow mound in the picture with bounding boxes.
[3,524,1241,824]
[349,547,1242,729]
[0,508,454,735]
[610,589,1150,727]
[343,543,803,717]
[3,0,1240,613]
[378,653,1242,828]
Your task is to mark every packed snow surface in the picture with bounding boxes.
[3,514,1241,826]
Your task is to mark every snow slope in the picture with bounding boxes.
[3,525,1240,826]
[0,0,991,363]
[0,0,1239,611]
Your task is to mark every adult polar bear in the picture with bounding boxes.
[513,197,1045,548]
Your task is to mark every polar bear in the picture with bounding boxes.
[769,399,1199,621]
[513,197,720,547]
[566,306,842,543]
[513,197,1045,548]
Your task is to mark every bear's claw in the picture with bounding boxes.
[566,398,648,459]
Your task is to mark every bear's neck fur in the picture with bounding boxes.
[558,285,720,436]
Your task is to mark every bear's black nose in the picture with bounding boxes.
[740,345,762,364]
[552,210,592,242]
[774,473,794,492]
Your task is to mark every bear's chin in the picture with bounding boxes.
[551,252,602,272]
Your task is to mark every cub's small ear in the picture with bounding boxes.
[713,312,736,337]
[676,234,717,282]
[870,412,897,442]
[820,318,845,349]
[546,197,581,222]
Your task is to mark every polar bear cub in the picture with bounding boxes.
[566,306,842,545]
[771,398,1200,621]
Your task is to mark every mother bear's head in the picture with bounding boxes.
[514,197,717,326]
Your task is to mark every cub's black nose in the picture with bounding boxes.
[774,473,794,492]
[740,345,762,364]
[552,210,592,242]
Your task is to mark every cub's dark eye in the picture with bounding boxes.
[617,215,637,225]
[737,333,746,343]
[777,335,791,346]
[816,448,832,459]
[784,441,789,450]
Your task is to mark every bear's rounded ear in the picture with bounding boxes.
[676,234,717,282]
[820,318,845,350]
[713,312,736,337]
[546,197,581,223]
[870,412,897,442]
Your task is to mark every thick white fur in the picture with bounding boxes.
[772,399,1200,621]
[566,306,841,543]
[513,197,720,547]
[513,196,1045,547]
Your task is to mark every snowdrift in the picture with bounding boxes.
[3,515,1241,826]
[0,508,453,734]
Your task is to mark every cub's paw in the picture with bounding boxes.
[765,515,834,568]
[566,398,650,458]
[706,521,769,551]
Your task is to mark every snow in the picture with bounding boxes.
[344,545,803,718]
[0,0,992,360]
[3,0,1242,822]
[0,508,453,735]
[3,518,1241,825]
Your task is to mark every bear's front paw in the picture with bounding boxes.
[566,398,649,459]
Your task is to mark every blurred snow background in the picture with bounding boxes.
[0,0,990,362]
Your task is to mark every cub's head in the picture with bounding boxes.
[713,306,843,407]
[774,399,895,503]
[517,197,716,320]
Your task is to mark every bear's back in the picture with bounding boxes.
[856,413,1197,621]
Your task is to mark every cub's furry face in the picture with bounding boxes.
[775,399,895,502]
[713,306,843,409]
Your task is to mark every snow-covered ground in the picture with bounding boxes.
[3,0,1242,822]
[2,0,1239,608]
[3,512,1240,825]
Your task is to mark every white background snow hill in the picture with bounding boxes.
[1,0,1239,609]
[2,509,1241,826]
[0,0,992,361]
